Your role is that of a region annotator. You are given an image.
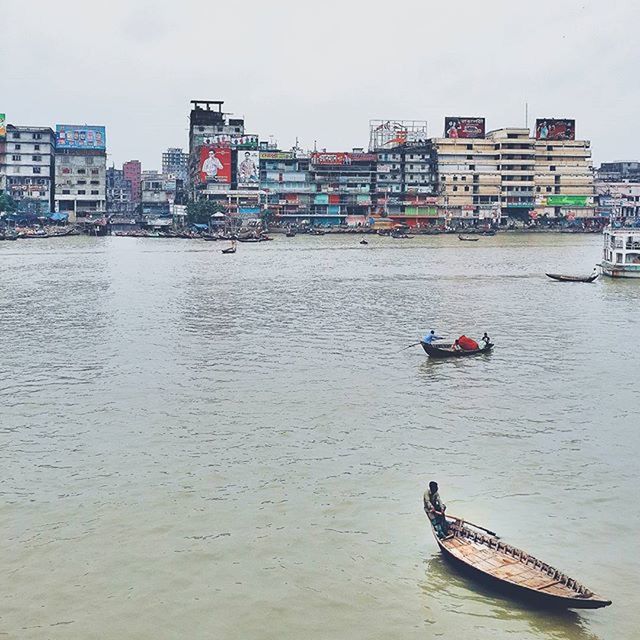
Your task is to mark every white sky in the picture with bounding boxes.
[1,0,638,168]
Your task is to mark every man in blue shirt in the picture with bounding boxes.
[422,330,443,344]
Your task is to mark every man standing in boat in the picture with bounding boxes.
[424,481,448,539]
[422,330,443,344]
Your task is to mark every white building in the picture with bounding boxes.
[0,125,55,214]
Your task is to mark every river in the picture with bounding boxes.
[1,233,638,639]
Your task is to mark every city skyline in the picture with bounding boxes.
[2,0,639,167]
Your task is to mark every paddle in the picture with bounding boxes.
[448,514,499,538]
[398,342,421,352]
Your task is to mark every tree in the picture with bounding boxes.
[186,200,226,225]
[0,193,17,213]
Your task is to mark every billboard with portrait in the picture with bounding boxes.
[56,125,106,150]
[236,150,260,187]
[198,146,231,184]
[535,118,575,141]
[0,113,6,140]
[444,117,485,139]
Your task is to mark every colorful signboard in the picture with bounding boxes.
[198,146,231,184]
[311,152,377,165]
[0,113,6,140]
[56,125,106,150]
[237,150,260,187]
[193,133,258,149]
[444,117,485,139]
[260,151,294,160]
[535,119,575,141]
[546,195,588,207]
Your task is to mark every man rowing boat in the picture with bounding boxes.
[422,330,443,344]
[424,481,449,539]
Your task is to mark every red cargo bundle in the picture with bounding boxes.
[458,335,479,351]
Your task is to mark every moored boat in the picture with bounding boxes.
[601,225,640,278]
[427,514,611,609]
[458,235,480,242]
[421,342,493,358]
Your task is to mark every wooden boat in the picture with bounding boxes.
[427,514,611,609]
[360,239,368,245]
[421,342,493,358]
[546,273,598,283]
[221,246,236,254]
[458,235,480,242]
[286,231,297,238]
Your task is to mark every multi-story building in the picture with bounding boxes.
[162,148,189,183]
[54,124,106,221]
[308,150,377,225]
[259,148,311,223]
[597,161,640,182]
[433,132,501,225]
[595,181,640,221]
[123,160,142,206]
[106,166,133,215]
[140,170,185,226]
[0,124,55,215]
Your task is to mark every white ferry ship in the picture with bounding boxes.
[602,225,640,278]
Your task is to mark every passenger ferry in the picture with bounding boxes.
[602,225,640,278]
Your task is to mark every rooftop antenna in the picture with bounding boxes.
[525,101,529,129]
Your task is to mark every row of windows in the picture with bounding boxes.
[59,168,100,175]
[12,144,45,151]
[11,132,44,140]
[60,189,101,195]
[10,155,45,162]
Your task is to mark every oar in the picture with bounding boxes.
[398,342,421,352]
[448,514,499,538]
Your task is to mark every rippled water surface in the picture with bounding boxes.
[2,234,638,639]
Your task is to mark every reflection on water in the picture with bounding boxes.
[1,234,638,639]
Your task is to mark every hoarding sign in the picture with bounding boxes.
[311,152,376,165]
[193,133,258,149]
[0,113,6,140]
[261,151,294,160]
[546,195,588,207]
[444,117,485,139]
[198,146,231,184]
[56,125,106,150]
[535,119,575,141]
[237,150,260,187]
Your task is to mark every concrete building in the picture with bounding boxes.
[597,162,640,182]
[123,160,142,206]
[308,150,377,225]
[140,170,185,226]
[0,124,55,215]
[54,124,106,221]
[433,136,501,226]
[106,166,133,215]
[162,148,189,182]
[260,149,311,223]
[595,181,640,221]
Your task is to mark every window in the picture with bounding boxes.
[77,169,86,174]
[453,176,458,181]
[90,180,99,185]
[546,187,552,192]
[32,155,42,161]
[62,189,70,194]
[33,167,41,174]
[86,158,94,165]
[78,190,86,194]
[91,190,99,195]
[14,144,21,150]
[453,185,458,191]
[33,133,42,140]
[550,166,556,171]
[11,155,21,161]
[12,133,21,139]
[34,144,40,151]
[78,180,86,184]
[464,186,469,191]
[91,169,99,175]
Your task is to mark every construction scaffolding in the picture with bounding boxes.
[368,120,428,151]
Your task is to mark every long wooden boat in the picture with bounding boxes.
[458,235,480,242]
[421,342,493,358]
[427,514,611,609]
[221,246,236,254]
[546,273,598,283]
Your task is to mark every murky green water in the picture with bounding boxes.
[1,233,638,639]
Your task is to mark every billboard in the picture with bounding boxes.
[193,133,258,149]
[0,113,5,140]
[535,118,575,141]
[237,150,260,187]
[198,146,231,184]
[56,125,106,150]
[546,195,588,207]
[260,151,294,160]
[444,117,485,139]
[311,152,377,165]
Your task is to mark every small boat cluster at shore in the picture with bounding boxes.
[0,226,81,241]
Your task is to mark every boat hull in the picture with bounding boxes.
[546,273,598,283]
[601,261,640,278]
[421,342,493,358]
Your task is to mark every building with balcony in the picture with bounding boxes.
[162,148,189,182]
[595,181,640,222]
[0,124,55,215]
[123,160,142,206]
[106,167,133,215]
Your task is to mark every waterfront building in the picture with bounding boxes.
[162,148,189,183]
[308,149,377,226]
[106,166,133,215]
[597,161,640,182]
[54,124,106,221]
[595,181,640,221]
[259,148,311,224]
[602,225,640,278]
[123,160,142,206]
[0,124,55,215]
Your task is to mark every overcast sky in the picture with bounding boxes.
[1,0,638,168]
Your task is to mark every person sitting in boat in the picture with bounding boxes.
[422,330,443,344]
[481,332,490,347]
[424,481,449,539]
[451,339,461,351]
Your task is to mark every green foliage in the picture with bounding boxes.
[186,200,226,225]
[0,192,17,213]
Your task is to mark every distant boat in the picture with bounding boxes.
[458,234,480,242]
[286,229,297,237]
[421,342,493,358]
[427,512,611,609]
[546,272,598,283]
[222,240,237,254]
[360,239,368,245]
